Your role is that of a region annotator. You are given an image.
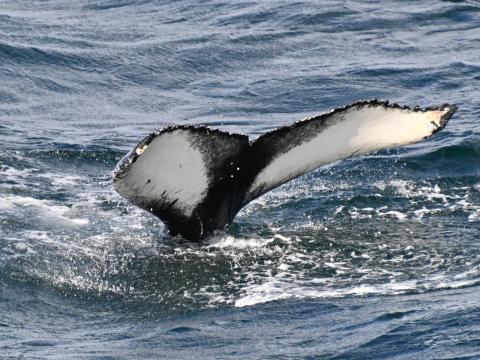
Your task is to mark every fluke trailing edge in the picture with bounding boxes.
[113,100,457,240]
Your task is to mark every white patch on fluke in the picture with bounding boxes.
[248,105,450,197]
[114,130,208,215]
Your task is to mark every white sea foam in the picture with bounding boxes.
[0,166,85,189]
[23,230,54,242]
[208,233,293,250]
[378,210,407,220]
[208,235,275,249]
[0,194,89,225]
[0,166,35,177]
[332,180,480,223]
[38,173,83,186]
[468,211,480,222]
[233,272,480,308]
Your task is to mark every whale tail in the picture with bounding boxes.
[113,100,457,240]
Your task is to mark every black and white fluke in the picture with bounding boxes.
[113,100,457,240]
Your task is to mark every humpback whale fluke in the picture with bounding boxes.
[113,100,457,240]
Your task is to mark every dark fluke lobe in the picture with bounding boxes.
[113,100,457,241]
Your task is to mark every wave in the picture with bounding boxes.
[83,0,154,11]
[0,41,103,69]
[407,142,480,161]
[400,142,480,177]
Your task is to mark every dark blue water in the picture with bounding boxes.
[1,0,480,358]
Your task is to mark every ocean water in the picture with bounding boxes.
[1,0,480,358]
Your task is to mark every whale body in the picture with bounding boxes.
[113,100,457,240]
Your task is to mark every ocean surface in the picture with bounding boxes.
[1,0,479,359]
